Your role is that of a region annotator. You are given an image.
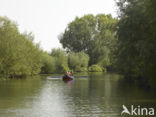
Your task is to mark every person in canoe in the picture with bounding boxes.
[67,71,72,76]
[63,71,74,81]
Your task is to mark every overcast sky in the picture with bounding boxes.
[0,0,117,52]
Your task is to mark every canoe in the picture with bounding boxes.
[62,75,74,81]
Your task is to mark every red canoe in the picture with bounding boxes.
[62,75,74,81]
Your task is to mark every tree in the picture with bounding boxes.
[59,14,118,67]
[0,16,42,77]
[116,0,156,80]
[59,14,96,53]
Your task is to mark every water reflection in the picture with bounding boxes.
[0,73,156,117]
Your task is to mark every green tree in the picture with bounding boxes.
[0,17,42,77]
[59,14,96,53]
[59,14,118,68]
[116,0,156,80]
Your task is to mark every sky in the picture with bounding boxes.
[0,0,117,52]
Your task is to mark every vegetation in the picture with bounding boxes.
[68,51,89,72]
[59,14,118,69]
[88,64,105,72]
[0,17,42,77]
[115,0,156,81]
[1,0,156,82]
[50,48,69,73]
[41,52,55,74]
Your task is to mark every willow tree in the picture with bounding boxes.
[0,17,42,77]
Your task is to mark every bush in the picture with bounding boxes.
[75,66,88,72]
[41,52,55,74]
[50,48,69,73]
[68,51,89,72]
[88,64,104,72]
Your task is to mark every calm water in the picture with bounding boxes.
[0,73,156,117]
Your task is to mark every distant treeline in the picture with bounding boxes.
[0,0,156,81]
[0,14,115,77]
[41,49,89,74]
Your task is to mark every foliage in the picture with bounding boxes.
[59,14,96,53]
[59,14,118,67]
[68,51,89,72]
[41,52,55,74]
[0,17,42,77]
[115,0,156,80]
[88,64,105,72]
[2,1,156,79]
[50,48,69,73]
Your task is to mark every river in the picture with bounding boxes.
[0,73,156,117]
